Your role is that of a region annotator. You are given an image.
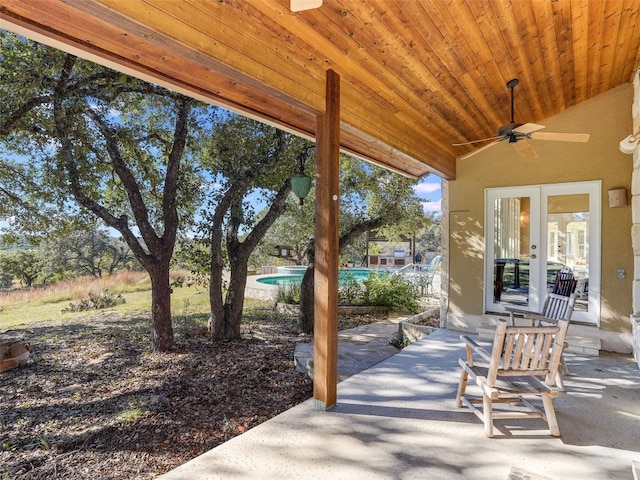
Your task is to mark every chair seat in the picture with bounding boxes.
[460,360,559,397]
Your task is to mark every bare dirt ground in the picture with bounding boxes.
[0,307,384,480]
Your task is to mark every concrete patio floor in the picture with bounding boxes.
[158,328,640,480]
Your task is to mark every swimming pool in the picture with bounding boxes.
[256,268,374,286]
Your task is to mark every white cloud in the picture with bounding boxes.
[422,199,441,215]
[414,181,441,196]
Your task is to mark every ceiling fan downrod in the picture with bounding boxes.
[506,78,519,125]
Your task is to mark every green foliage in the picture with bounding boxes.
[415,212,442,254]
[339,155,425,241]
[62,290,126,312]
[0,272,12,289]
[252,156,428,273]
[173,236,212,288]
[276,283,301,304]
[0,249,44,287]
[250,195,315,269]
[338,273,365,305]
[41,229,136,278]
[279,272,420,313]
[360,273,421,313]
[119,396,145,424]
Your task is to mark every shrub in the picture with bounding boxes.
[338,272,365,305]
[276,282,301,305]
[62,290,126,312]
[0,273,12,289]
[277,271,420,313]
[360,273,420,313]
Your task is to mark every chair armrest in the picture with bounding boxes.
[460,335,492,363]
[504,306,531,317]
[504,307,537,326]
[520,313,559,326]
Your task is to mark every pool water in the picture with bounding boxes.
[257,268,374,286]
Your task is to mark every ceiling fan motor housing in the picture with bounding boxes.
[497,122,523,137]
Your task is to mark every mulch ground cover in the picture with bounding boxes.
[1,307,383,479]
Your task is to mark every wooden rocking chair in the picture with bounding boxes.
[455,318,569,437]
[551,268,577,296]
[506,293,576,390]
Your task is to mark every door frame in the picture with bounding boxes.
[484,181,601,326]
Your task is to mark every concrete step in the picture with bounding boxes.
[564,334,601,356]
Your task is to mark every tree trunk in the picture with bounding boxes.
[298,265,315,333]
[222,253,250,339]
[298,237,315,333]
[212,182,293,340]
[149,262,174,351]
[209,229,226,340]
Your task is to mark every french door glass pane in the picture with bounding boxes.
[547,194,589,311]
[493,196,530,307]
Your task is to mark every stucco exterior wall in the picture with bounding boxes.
[446,84,634,352]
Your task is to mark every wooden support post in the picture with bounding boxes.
[313,69,340,410]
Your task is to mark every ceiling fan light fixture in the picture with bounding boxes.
[619,131,639,154]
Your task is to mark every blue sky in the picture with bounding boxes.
[414,175,442,216]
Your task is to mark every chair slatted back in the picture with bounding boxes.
[552,270,577,296]
[487,320,568,387]
[540,293,577,321]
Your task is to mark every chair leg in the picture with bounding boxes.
[456,369,468,408]
[482,393,494,438]
[555,370,565,392]
[541,393,560,437]
[560,352,570,375]
[556,350,569,391]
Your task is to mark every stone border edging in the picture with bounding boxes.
[398,306,441,344]
[275,303,390,316]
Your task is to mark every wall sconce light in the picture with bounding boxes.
[619,127,640,154]
[608,188,628,208]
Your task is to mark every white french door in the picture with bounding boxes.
[484,181,600,325]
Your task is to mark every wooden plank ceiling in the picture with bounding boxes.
[2,0,640,179]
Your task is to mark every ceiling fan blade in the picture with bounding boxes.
[529,131,590,142]
[290,0,322,11]
[513,139,538,160]
[453,135,503,146]
[459,139,502,160]
[515,123,546,134]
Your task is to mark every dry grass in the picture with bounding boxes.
[0,270,199,307]
[0,271,200,330]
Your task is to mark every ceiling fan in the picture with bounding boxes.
[290,0,322,12]
[454,78,590,160]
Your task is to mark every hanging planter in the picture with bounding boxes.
[291,174,313,205]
